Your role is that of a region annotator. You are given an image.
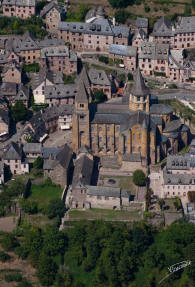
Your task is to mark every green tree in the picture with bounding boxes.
[36,254,58,286]
[33,156,43,169]
[18,199,38,214]
[115,9,129,24]
[1,233,19,251]
[54,271,73,287]
[108,0,131,8]
[16,278,33,287]
[158,199,165,210]
[133,170,146,186]
[43,226,66,256]
[11,101,28,122]
[46,199,65,219]
[93,90,107,103]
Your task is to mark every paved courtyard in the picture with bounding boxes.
[43,130,72,148]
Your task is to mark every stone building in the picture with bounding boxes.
[40,45,77,74]
[58,17,130,52]
[132,29,147,48]
[72,68,189,166]
[23,143,42,162]
[0,100,10,141]
[2,61,22,84]
[22,104,73,142]
[151,16,195,49]
[40,1,65,34]
[2,0,36,19]
[3,142,29,175]
[138,42,169,76]
[45,83,77,106]
[43,144,73,188]
[15,84,30,107]
[135,17,148,35]
[109,44,137,72]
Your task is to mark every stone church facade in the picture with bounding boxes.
[72,68,189,165]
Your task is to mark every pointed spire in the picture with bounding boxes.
[130,68,150,96]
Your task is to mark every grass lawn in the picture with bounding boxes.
[28,184,62,210]
[68,208,142,221]
[164,198,182,213]
[100,175,136,194]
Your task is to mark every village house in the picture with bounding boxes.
[2,61,22,84]
[40,1,65,34]
[43,144,73,188]
[0,82,18,105]
[132,29,147,48]
[14,84,30,107]
[85,186,130,209]
[138,42,169,76]
[12,32,40,64]
[45,83,77,106]
[135,17,148,35]
[3,142,29,175]
[22,104,73,142]
[23,142,42,162]
[0,49,20,66]
[40,45,77,75]
[31,69,64,104]
[109,44,137,72]
[151,16,195,49]
[2,0,36,19]
[58,17,130,52]
[162,155,195,199]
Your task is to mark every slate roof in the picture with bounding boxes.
[44,144,72,169]
[88,69,111,86]
[31,70,64,90]
[139,42,169,60]
[45,83,77,99]
[136,17,148,28]
[152,16,174,37]
[41,147,61,159]
[4,142,22,160]
[3,0,35,6]
[0,109,9,126]
[13,32,40,52]
[38,38,65,48]
[16,84,29,101]
[43,144,72,170]
[163,171,195,185]
[40,1,62,18]
[175,16,195,34]
[0,82,17,96]
[23,143,42,154]
[130,68,150,96]
[92,113,129,124]
[86,185,121,198]
[40,45,77,62]
[76,79,89,103]
[109,44,137,57]
[166,154,190,170]
[72,155,94,189]
[59,18,130,38]
[169,49,183,70]
[150,104,173,115]
[163,119,181,133]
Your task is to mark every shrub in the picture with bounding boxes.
[33,156,43,169]
[99,56,109,64]
[144,6,150,13]
[1,233,19,251]
[11,101,28,122]
[93,90,107,103]
[44,177,53,186]
[128,73,133,81]
[15,246,28,260]
[133,170,147,186]
[22,63,40,72]
[19,199,38,214]
[46,199,65,219]
[0,251,11,262]
[115,9,129,24]
[16,279,33,287]
[4,273,22,282]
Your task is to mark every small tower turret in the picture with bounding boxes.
[129,68,150,113]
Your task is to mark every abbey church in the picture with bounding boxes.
[72,68,189,166]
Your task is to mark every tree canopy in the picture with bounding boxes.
[11,101,28,122]
[133,169,147,186]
